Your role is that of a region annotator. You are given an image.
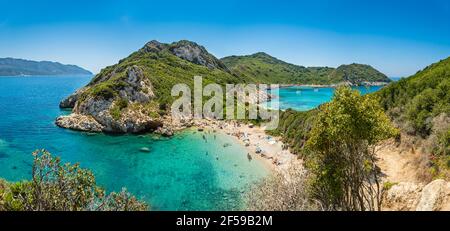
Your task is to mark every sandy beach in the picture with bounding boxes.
[189,119,297,173]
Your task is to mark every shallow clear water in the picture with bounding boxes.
[0,76,269,211]
[265,85,383,111]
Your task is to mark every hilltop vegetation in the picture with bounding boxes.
[377,57,450,137]
[0,58,92,76]
[329,63,390,84]
[86,40,239,108]
[221,52,334,84]
[221,52,390,85]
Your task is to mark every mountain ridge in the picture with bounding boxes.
[0,57,92,76]
[221,52,390,85]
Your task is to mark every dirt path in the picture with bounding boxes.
[376,141,425,184]
[376,139,450,211]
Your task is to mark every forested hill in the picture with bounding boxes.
[221,52,390,85]
[377,56,450,137]
[0,58,92,76]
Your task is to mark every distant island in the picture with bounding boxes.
[0,58,92,76]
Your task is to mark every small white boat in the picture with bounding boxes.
[139,147,151,153]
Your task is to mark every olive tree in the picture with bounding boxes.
[306,87,398,211]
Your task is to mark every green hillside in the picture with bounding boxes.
[82,40,240,108]
[377,57,450,137]
[268,109,318,155]
[221,52,390,85]
[328,63,390,84]
[57,40,248,134]
[221,52,334,84]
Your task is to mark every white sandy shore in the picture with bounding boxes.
[189,119,297,173]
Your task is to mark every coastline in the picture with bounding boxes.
[268,81,390,90]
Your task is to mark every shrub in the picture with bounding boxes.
[110,98,129,120]
[406,88,438,136]
[91,83,116,99]
[0,150,147,211]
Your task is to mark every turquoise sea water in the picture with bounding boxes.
[265,85,383,111]
[0,76,269,211]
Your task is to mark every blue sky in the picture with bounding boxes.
[0,0,449,76]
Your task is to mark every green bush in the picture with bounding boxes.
[306,87,397,211]
[0,150,147,211]
[267,109,317,155]
[91,83,116,99]
[110,98,129,120]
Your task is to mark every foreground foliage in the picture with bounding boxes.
[0,150,147,211]
[306,87,398,211]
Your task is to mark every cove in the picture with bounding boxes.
[0,76,268,211]
[265,85,383,111]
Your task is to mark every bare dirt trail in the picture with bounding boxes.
[376,141,425,184]
[376,139,450,211]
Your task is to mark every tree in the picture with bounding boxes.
[306,87,398,211]
[0,150,148,211]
